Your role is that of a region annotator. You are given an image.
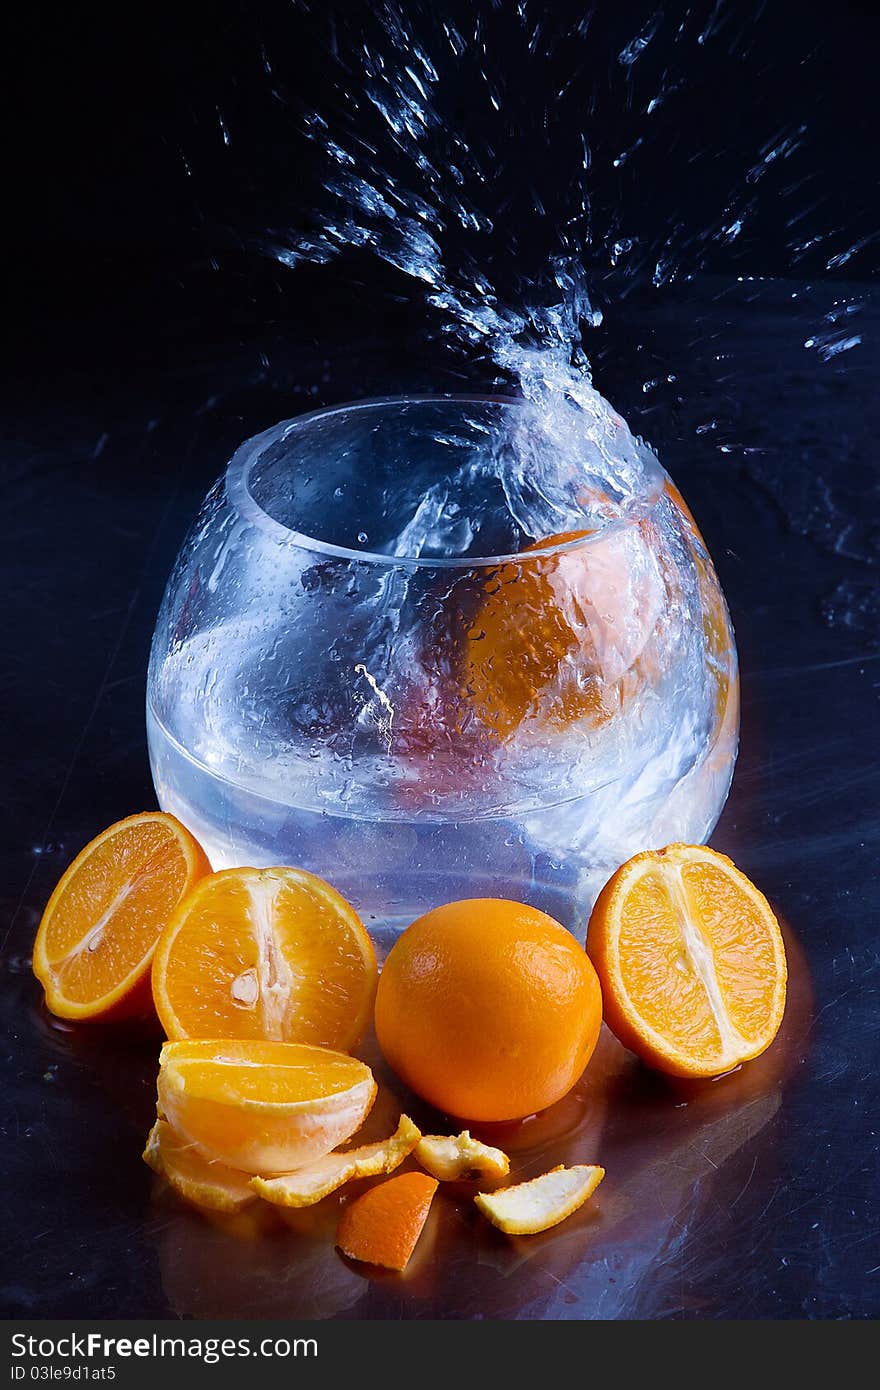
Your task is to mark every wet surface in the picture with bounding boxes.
[2,275,879,1318]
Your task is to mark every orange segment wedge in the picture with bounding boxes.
[33,812,211,1021]
[143,1119,256,1213]
[151,867,377,1050]
[588,844,787,1078]
[475,1164,604,1234]
[336,1171,438,1272]
[157,1039,376,1174]
[252,1115,421,1208]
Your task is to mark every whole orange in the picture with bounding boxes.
[374,899,603,1122]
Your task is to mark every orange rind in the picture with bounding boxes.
[474,1164,604,1235]
[336,1171,438,1272]
[415,1131,509,1182]
[252,1115,422,1208]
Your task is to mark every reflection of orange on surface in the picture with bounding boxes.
[33,812,210,1022]
[151,866,377,1051]
[336,1171,438,1272]
[588,844,787,1078]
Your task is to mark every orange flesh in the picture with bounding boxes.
[34,813,209,1017]
[589,845,786,1077]
[160,1040,372,1107]
[152,867,376,1050]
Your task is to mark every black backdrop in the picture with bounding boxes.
[5,0,879,369]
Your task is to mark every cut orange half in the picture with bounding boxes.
[588,844,787,1078]
[33,812,211,1022]
[151,867,377,1050]
[156,1039,376,1174]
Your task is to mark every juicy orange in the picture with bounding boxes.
[587,844,787,1078]
[462,524,663,739]
[375,898,603,1122]
[336,1171,438,1271]
[157,1039,377,1174]
[143,1118,256,1214]
[33,812,210,1022]
[151,867,377,1050]
[474,1164,604,1235]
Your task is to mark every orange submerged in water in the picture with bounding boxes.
[462,525,664,739]
[587,843,787,1078]
[33,811,210,1021]
[375,898,603,1122]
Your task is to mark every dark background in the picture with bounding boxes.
[5,0,880,364]
[2,0,879,1320]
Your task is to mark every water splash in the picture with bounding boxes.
[200,1,879,551]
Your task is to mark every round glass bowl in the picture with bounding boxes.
[147,394,738,945]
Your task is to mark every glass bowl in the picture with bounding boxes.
[147,393,738,945]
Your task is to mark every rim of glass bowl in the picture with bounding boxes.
[224,392,665,570]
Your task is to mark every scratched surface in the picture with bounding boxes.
[2,275,878,1318]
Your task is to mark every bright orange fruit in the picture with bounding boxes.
[336,1171,438,1271]
[151,866,377,1050]
[157,1039,376,1174]
[32,812,210,1021]
[587,844,787,1078]
[375,898,603,1122]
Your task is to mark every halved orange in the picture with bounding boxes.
[151,867,377,1050]
[33,812,211,1021]
[588,844,787,1078]
[157,1039,377,1174]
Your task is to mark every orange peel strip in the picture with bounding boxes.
[251,1115,421,1208]
[475,1164,604,1235]
[415,1130,509,1182]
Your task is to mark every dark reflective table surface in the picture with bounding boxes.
[3,275,878,1318]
